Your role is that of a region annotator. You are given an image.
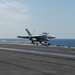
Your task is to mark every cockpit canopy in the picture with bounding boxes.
[42,32,49,35]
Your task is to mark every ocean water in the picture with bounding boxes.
[50,39,75,47]
[0,38,75,47]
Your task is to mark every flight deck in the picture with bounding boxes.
[0,42,75,75]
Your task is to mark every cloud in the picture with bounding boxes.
[0,3,8,9]
[22,9,28,13]
[0,0,31,25]
[0,0,32,38]
[2,0,26,9]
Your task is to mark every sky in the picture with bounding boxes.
[0,0,75,39]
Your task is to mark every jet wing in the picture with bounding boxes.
[17,35,55,39]
[17,35,45,39]
[17,36,31,39]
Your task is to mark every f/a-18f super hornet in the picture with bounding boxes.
[17,29,55,45]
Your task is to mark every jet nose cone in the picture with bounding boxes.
[50,35,56,38]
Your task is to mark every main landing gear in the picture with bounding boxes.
[45,42,51,46]
[31,41,38,45]
[31,41,51,46]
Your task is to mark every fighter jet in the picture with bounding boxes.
[17,29,55,45]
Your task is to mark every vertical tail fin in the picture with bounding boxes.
[25,29,32,35]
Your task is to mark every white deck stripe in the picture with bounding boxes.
[0,47,75,59]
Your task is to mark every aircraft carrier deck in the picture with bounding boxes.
[0,42,75,75]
